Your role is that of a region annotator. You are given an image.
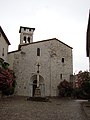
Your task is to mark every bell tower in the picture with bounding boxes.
[19,26,35,45]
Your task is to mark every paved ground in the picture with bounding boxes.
[82,101,90,120]
[0,96,89,120]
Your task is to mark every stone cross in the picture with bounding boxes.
[37,63,40,87]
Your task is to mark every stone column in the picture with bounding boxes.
[36,63,40,87]
[37,73,39,87]
[34,63,41,97]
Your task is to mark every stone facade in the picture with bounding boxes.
[0,26,73,97]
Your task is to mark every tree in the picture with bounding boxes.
[81,80,90,99]
[74,71,90,99]
[0,58,16,96]
[76,71,90,87]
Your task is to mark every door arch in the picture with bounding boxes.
[30,75,45,97]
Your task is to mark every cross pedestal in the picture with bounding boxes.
[34,87,41,97]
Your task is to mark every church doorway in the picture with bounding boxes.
[30,75,45,97]
[33,80,37,96]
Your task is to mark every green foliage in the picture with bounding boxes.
[81,80,90,99]
[2,86,15,96]
[73,88,85,99]
[58,71,90,99]
[0,58,16,96]
[0,58,9,69]
[58,80,73,97]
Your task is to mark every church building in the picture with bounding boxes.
[0,26,73,97]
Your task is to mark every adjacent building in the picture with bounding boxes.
[86,11,90,71]
[0,26,10,62]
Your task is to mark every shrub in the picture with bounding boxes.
[0,58,16,96]
[81,80,90,99]
[74,71,90,99]
[58,80,73,97]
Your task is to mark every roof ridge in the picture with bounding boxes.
[19,38,72,49]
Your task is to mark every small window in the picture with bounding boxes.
[62,58,64,63]
[2,48,4,56]
[60,74,62,79]
[23,36,26,43]
[28,37,30,43]
[37,48,40,56]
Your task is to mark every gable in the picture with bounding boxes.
[0,26,10,45]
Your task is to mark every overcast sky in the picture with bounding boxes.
[0,0,90,73]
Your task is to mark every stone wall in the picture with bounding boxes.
[8,39,73,97]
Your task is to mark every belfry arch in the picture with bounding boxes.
[30,75,45,97]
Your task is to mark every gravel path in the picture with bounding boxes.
[0,96,88,120]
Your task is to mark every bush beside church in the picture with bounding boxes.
[0,58,16,97]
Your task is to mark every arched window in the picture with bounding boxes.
[28,37,30,43]
[23,36,26,43]
[37,48,40,56]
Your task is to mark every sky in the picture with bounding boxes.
[0,0,90,74]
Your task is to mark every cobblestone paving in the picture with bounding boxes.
[0,97,88,120]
